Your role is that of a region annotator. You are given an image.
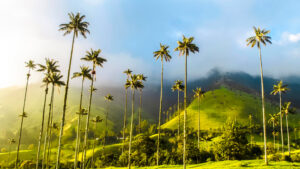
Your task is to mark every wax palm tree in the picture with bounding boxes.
[81,49,106,169]
[153,43,172,166]
[127,74,143,169]
[174,35,199,169]
[193,87,205,149]
[15,60,36,168]
[282,102,293,156]
[171,80,184,137]
[91,116,103,168]
[72,66,92,169]
[56,12,89,169]
[246,26,271,165]
[44,73,65,169]
[270,80,289,154]
[268,113,279,150]
[122,69,132,153]
[137,74,147,133]
[36,58,59,169]
[46,122,59,168]
[77,109,88,169]
[7,138,16,164]
[103,94,114,159]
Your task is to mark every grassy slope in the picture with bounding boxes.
[162,87,300,130]
[104,160,300,169]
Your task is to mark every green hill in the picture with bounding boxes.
[162,87,300,130]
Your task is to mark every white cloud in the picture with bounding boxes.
[276,32,300,45]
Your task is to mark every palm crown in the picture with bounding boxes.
[92,116,103,123]
[81,49,107,70]
[8,138,16,144]
[153,44,172,62]
[123,69,132,77]
[268,114,278,126]
[137,74,147,90]
[72,66,92,80]
[171,80,184,92]
[25,60,36,70]
[104,94,114,102]
[126,74,144,90]
[193,87,205,99]
[48,73,66,87]
[281,102,293,116]
[174,35,199,56]
[37,58,60,74]
[246,26,272,48]
[270,80,289,95]
[59,12,90,38]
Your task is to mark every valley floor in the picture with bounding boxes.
[104,160,300,169]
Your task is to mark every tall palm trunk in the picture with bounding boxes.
[42,84,55,169]
[250,117,253,147]
[273,122,276,150]
[8,143,12,164]
[128,89,135,169]
[46,95,55,169]
[15,69,31,168]
[177,90,180,138]
[183,54,188,169]
[91,122,97,168]
[122,89,128,153]
[258,47,268,165]
[138,90,143,133]
[36,84,49,169]
[56,31,76,169]
[286,114,290,156]
[102,104,109,161]
[156,59,163,166]
[279,92,284,154]
[197,97,200,149]
[83,64,95,169]
[74,78,85,169]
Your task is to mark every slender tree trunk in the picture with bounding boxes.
[46,95,55,169]
[197,97,200,149]
[273,122,276,150]
[103,103,109,161]
[156,59,163,166]
[122,89,128,153]
[91,122,97,168]
[177,90,180,138]
[250,117,252,147]
[286,114,290,156]
[42,84,55,169]
[56,31,76,169]
[138,90,143,133]
[74,78,85,169]
[279,92,284,155]
[8,143,12,164]
[36,84,49,169]
[15,69,30,168]
[183,54,188,169]
[83,63,95,169]
[258,47,268,165]
[128,89,135,169]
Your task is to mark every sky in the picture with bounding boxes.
[1,0,300,88]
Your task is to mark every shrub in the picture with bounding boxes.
[212,121,250,161]
[291,153,300,162]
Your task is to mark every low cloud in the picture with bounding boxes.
[276,32,300,45]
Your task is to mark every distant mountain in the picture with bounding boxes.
[1,70,300,144]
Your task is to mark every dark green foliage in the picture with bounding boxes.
[212,121,261,161]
